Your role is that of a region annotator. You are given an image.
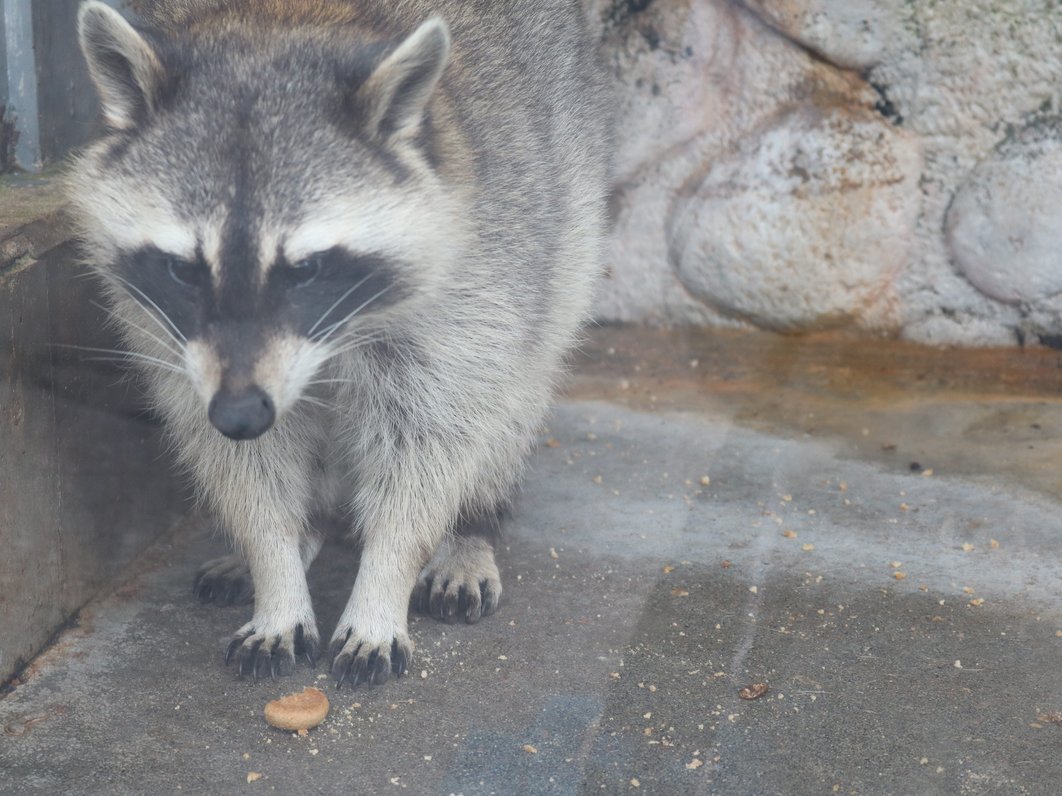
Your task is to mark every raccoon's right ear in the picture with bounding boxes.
[78,1,165,131]
[355,17,451,141]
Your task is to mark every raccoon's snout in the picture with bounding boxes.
[208,386,276,441]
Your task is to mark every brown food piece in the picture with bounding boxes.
[264,687,330,731]
[738,683,769,700]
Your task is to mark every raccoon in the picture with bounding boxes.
[68,0,609,687]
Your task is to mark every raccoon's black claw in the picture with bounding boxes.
[225,631,252,665]
[391,639,411,676]
[410,577,432,614]
[193,556,254,606]
[294,624,320,668]
[239,638,263,679]
[333,648,388,688]
[428,580,449,620]
[330,647,356,689]
[479,579,500,618]
[413,542,502,626]
[225,623,319,681]
[329,633,412,688]
[415,573,501,625]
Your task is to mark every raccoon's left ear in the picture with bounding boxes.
[357,17,451,141]
[78,1,165,131]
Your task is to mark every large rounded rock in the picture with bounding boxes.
[741,0,908,70]
[667,106,922,332]
[947,119,1062,305]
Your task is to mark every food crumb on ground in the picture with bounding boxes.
[738,683,769,700]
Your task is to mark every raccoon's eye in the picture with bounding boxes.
[167,257,209,289]
[288,255,322,287]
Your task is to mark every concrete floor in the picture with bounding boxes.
[1,329,1061,795]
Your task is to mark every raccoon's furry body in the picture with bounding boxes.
[70,0,608,685]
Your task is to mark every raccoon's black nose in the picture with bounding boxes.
[208,386,276,441]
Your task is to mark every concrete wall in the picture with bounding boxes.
[0,224,188,685]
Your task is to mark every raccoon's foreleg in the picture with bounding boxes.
[412,511,503,624]
[328,446,471,688]
[194,471,339,606]
[221,498,322,678]
[173,417,323,679]
[193,534,324,607]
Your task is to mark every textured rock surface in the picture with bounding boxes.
[740,0,907,70]
[947,119,1062,305]
[668,105,921,331]
[587,0,1062,345]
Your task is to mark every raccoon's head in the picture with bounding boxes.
[71,1,466,441]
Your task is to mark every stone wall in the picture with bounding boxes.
[588,0,1062,346]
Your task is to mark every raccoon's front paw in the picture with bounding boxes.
[224,619,320,680]
[412,537,502,624]
[193,555,254,606]
[328,627,413,689]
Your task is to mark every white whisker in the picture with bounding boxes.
[308,272,377,339]
[94,301,186,359]
[100,271,188,344]
[314,283,394,344]
[297,394,335,411]
[54,343,187,376]
[82,356,186,377]
[323,334,387,362]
